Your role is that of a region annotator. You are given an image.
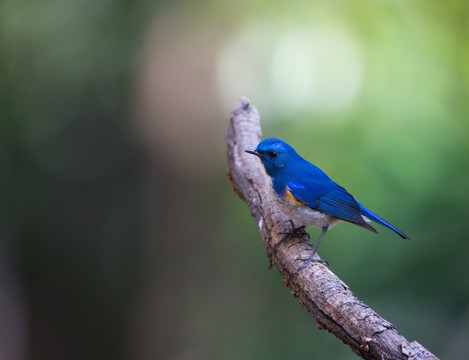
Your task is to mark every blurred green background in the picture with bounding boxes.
[1,0,468,359]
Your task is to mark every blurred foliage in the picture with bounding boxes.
[1,0,469,359]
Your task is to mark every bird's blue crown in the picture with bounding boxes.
[251,138,301,176]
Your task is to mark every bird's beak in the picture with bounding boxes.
[245,149,261,157]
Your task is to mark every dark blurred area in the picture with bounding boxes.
[1,1,469,359]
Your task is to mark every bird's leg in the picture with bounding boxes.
[292,225,329,276]
[273,221,309,254]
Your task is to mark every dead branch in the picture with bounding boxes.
[226,97,438,360]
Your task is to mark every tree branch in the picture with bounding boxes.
[226,97,438,360]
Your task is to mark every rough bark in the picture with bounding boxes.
[226,97,438,360]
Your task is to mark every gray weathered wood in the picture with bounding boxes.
[226,97,438,360]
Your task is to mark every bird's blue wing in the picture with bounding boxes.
[287,179,377,232]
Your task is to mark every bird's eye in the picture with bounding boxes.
[268,152,277,159]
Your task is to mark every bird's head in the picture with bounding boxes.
[245,138,299,176]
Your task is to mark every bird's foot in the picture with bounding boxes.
[274,221,309,254]
[278,221,309,238]
[291,256,329,277]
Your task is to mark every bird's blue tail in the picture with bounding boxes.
[359,204,409,240]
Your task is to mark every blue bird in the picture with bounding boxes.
[245,138,409,273]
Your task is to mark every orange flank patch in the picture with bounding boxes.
[285,189,303,205]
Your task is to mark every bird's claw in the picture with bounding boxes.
[278,221,309,238]
[274,222,310,254]
[291,257,329,277]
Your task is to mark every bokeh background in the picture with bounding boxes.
[1,1,469,359]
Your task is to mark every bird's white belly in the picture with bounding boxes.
[274,195,342,228]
